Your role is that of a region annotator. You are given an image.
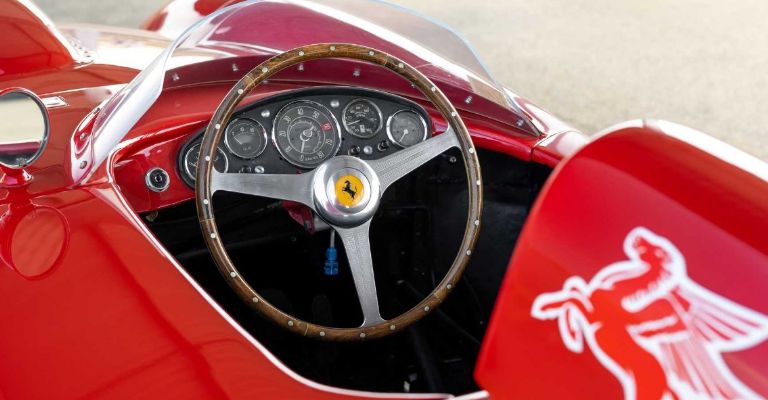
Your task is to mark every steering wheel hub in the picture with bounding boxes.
[313,156,380,227]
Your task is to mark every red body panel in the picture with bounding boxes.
[0,0,78,76]
[475,121,768,399]
[0,181,448,400]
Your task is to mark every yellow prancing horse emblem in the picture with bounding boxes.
[335,175,364,207]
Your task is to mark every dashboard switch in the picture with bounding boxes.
[377,140,389,152]
[145,168,170,192]
[348,145,361,156]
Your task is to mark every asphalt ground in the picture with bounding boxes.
[35,0,768,160]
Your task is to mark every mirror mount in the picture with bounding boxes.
[0,88,50,189]
[0,165,34,188]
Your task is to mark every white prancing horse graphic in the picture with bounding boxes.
[532,227,768,400]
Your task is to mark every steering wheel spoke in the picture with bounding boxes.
[335,221,385,327]
[369,127,459,191]
[211,170,315,209]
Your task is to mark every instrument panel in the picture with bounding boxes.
[178,87,431,187]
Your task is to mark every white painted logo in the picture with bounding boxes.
[532,227,768,399]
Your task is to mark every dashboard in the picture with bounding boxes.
[177,87,432,187]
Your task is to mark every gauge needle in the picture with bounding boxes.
[400,128,410,141]
[300,128,314,153]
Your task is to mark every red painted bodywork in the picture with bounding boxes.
[0,0,79,76]
[4,0,765,399]
[475,120,768,398]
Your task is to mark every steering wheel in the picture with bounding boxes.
[196,44,482,341]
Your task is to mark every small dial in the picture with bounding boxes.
[386,110,428,148]
[183,143,229,182]
[272,101,341,168]
[225,118,267,159]
[342,99,382,138]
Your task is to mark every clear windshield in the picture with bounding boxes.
[85,0,533,180]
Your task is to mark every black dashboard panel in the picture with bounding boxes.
[178,87,432,188]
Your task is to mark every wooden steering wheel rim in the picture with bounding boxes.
[196,43,483,341]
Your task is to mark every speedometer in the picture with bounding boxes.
[272,101,341,168]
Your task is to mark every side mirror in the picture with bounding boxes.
[0,88,49,187]
[0,88,49,169]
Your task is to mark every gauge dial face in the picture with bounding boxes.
[225,118,267,159]
[342,99,382,138]
[184,144,229,182]
[272,101,341,168]
[386,110,428,148]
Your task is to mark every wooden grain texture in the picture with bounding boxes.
[196,43,482,341]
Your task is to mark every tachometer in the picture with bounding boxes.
[342,98,382,138]
[386,110,428,148]
[183,143,229,182]
[272,101,341,168]
[225,118,267,159]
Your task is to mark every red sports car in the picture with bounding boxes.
[0,1,766,399]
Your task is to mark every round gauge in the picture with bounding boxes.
[183,143,229,182]
[386,110,428,148]
[342,98,382,138]
[225,118,268,159]
[272,101,341,168]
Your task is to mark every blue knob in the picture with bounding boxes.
[324,247,338,276]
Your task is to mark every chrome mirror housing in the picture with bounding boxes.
[0,88,49,169]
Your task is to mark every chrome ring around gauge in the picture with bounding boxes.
[342,98,383,138]
[183,143,229,181]
[224,118,268,159]
[272,100,341,168]
[386,110,428,148]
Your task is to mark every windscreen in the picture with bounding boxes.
[86,0,533,180]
